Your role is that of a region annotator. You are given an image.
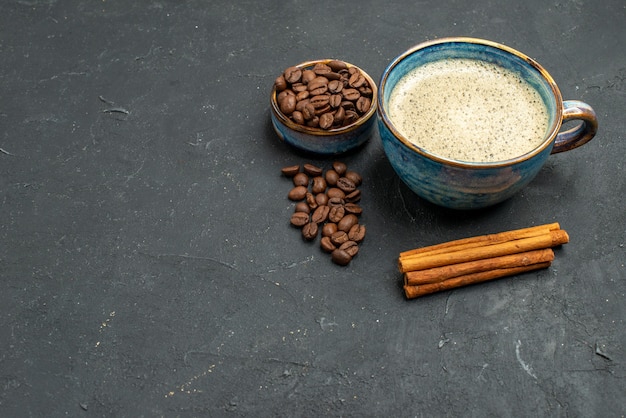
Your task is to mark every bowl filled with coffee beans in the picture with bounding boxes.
[270,59,378,155]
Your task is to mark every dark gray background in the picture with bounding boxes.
[1,0,624,416]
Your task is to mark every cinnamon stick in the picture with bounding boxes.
[404,248,555,286]
[399,223,560,259]
[403,261,552,299]
[398,229,568,273]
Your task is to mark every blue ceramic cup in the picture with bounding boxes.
[377,37,598,209]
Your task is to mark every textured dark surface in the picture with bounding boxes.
[1,1,625,416]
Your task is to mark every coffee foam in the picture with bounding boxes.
[388,58,550,162]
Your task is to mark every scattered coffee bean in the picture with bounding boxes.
[344,170,362,186]
[330,230,349,246]
[348,224,366,243]
[311,176,327,194]
[281,164,300,177]
[306,192,318,209]
[288,185,308,201]
[337,177,356,193]
[339,240,359,257]
[345,189,361,203]
[326,187,345,199]
[344,202,362,215]
[328,205,345,223]
[332,161,347,175]
[293,172,309,187]
[295,201,311,214]
[302,222,318,241]
[322,222,338,237]
[281,162,366,266]
[328,197,345,207]
[320,236,336,253]
[325,169,339,186]
[303,163,323,176]
[312,205,330,224]
[337,214,359,232]
[315,193,329,206]
[291,212,309,227]
[331,249,352,266]
[274,61,374,131]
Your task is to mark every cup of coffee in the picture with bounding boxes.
[377,37,598,209]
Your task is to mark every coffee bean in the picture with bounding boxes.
[306,116,320,128]
[333,106,345,124]
[279,94,296,115]
[325,169,339,186]
[337,177,356,193]
[311,176,327,194]
[320,236,336,253]
[344,170,362,186]
[343,110,359,126]
[339,240,359,257]
[340,100,355,111]
[284,66,302,83]
[330,230,349,246]
[295,201,310,214]
[345,189,361,203]
[295,90,309,102]
[281,164,300,177]
[349,72,366,88]
[327,197,345,207]
[348,224,366,242]
[319,113,334,129]
[311,205,330,224]
[315,193,329,206]
[314,104,332,116]
[329,93,343,108]
[275,75,288,92]
[293,172,309,187]
[328,80,343,94]
[303,163,323,177]
[356,96,371,114]
[328,60,348,72]
[301,69,316,84]
[337,214,359,232]
[301,103,316,120]
[322,222,338,237]
[332,161,347,175]
[291,83,307,92]
[302,222,318,241]
[277,89,295,103]
[291,111,304,125]
[328,205,345,223]
[331,249,352,266]
[313,63,332,75]
[342,88,360,101]
[344,202,362,215]
[290,212,309,227]
[310,94,330,109]
[288,185,308,201]
[326,187,345,199]
[306,192,318,209]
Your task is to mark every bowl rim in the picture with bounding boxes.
[270,59,378,136]
[377,37,564,168]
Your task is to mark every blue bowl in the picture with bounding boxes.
[377,38,565,209]
[270,59,378,155]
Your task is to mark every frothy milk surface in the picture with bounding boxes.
[388,58,550,162]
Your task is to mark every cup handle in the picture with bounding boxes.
[551,100,598,154]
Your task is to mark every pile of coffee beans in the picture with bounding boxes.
[282,162,366,266]
[274,60,374,130]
